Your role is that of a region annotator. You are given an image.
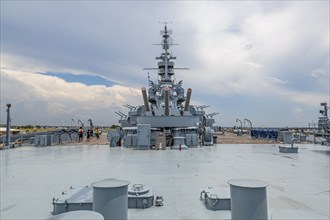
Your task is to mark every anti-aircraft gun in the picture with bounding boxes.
[109,24,218,149]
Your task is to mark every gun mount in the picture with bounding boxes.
[109,24,218,149]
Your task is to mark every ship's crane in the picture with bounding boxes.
[77,119,84,128]
[87,119,93,128]
[244,118,253,130]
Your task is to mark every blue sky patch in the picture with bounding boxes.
[38,72,116,87]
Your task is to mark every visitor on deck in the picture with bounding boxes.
[95,127,100,140]
[78,127,84,142]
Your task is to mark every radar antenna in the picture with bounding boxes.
[144,22,189,83]
[159,21,173,35]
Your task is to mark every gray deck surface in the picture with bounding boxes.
[1,143,329,219]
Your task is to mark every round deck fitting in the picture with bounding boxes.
[128,184,150,195]
[228,179,269,220]
[227,179,269,188]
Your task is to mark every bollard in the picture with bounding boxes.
[228,179,268,220]
[48,210,104,220]
[92,179,130,220]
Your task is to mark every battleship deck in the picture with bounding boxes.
[1,143,329,219]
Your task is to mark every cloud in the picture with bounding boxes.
[309,69,327,78]
[1,68,141,126]
[175,2,328,105]
[1,1,329,127]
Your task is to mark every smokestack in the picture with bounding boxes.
[141,87,150,112]
[164,86,169,116]
[184,88,192,111]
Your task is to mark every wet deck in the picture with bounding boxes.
[1,143,329,219]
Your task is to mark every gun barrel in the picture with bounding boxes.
[141,87,150,112]
[164,86,170,116]
[184,88,192,111]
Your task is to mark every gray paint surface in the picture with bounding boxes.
[0,144,329,219]
[52,186,93,215]
[136,116,199,128]
[48,210,104,220]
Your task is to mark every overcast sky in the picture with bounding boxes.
[1,1,329,127]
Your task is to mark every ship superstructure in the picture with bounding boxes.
[316,102,330,144]
[110,25,218,149]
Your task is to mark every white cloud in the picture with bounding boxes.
[1,1,328,127]
[309,69,327,78]
[0,67,141,126]
[174,1,328,107]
